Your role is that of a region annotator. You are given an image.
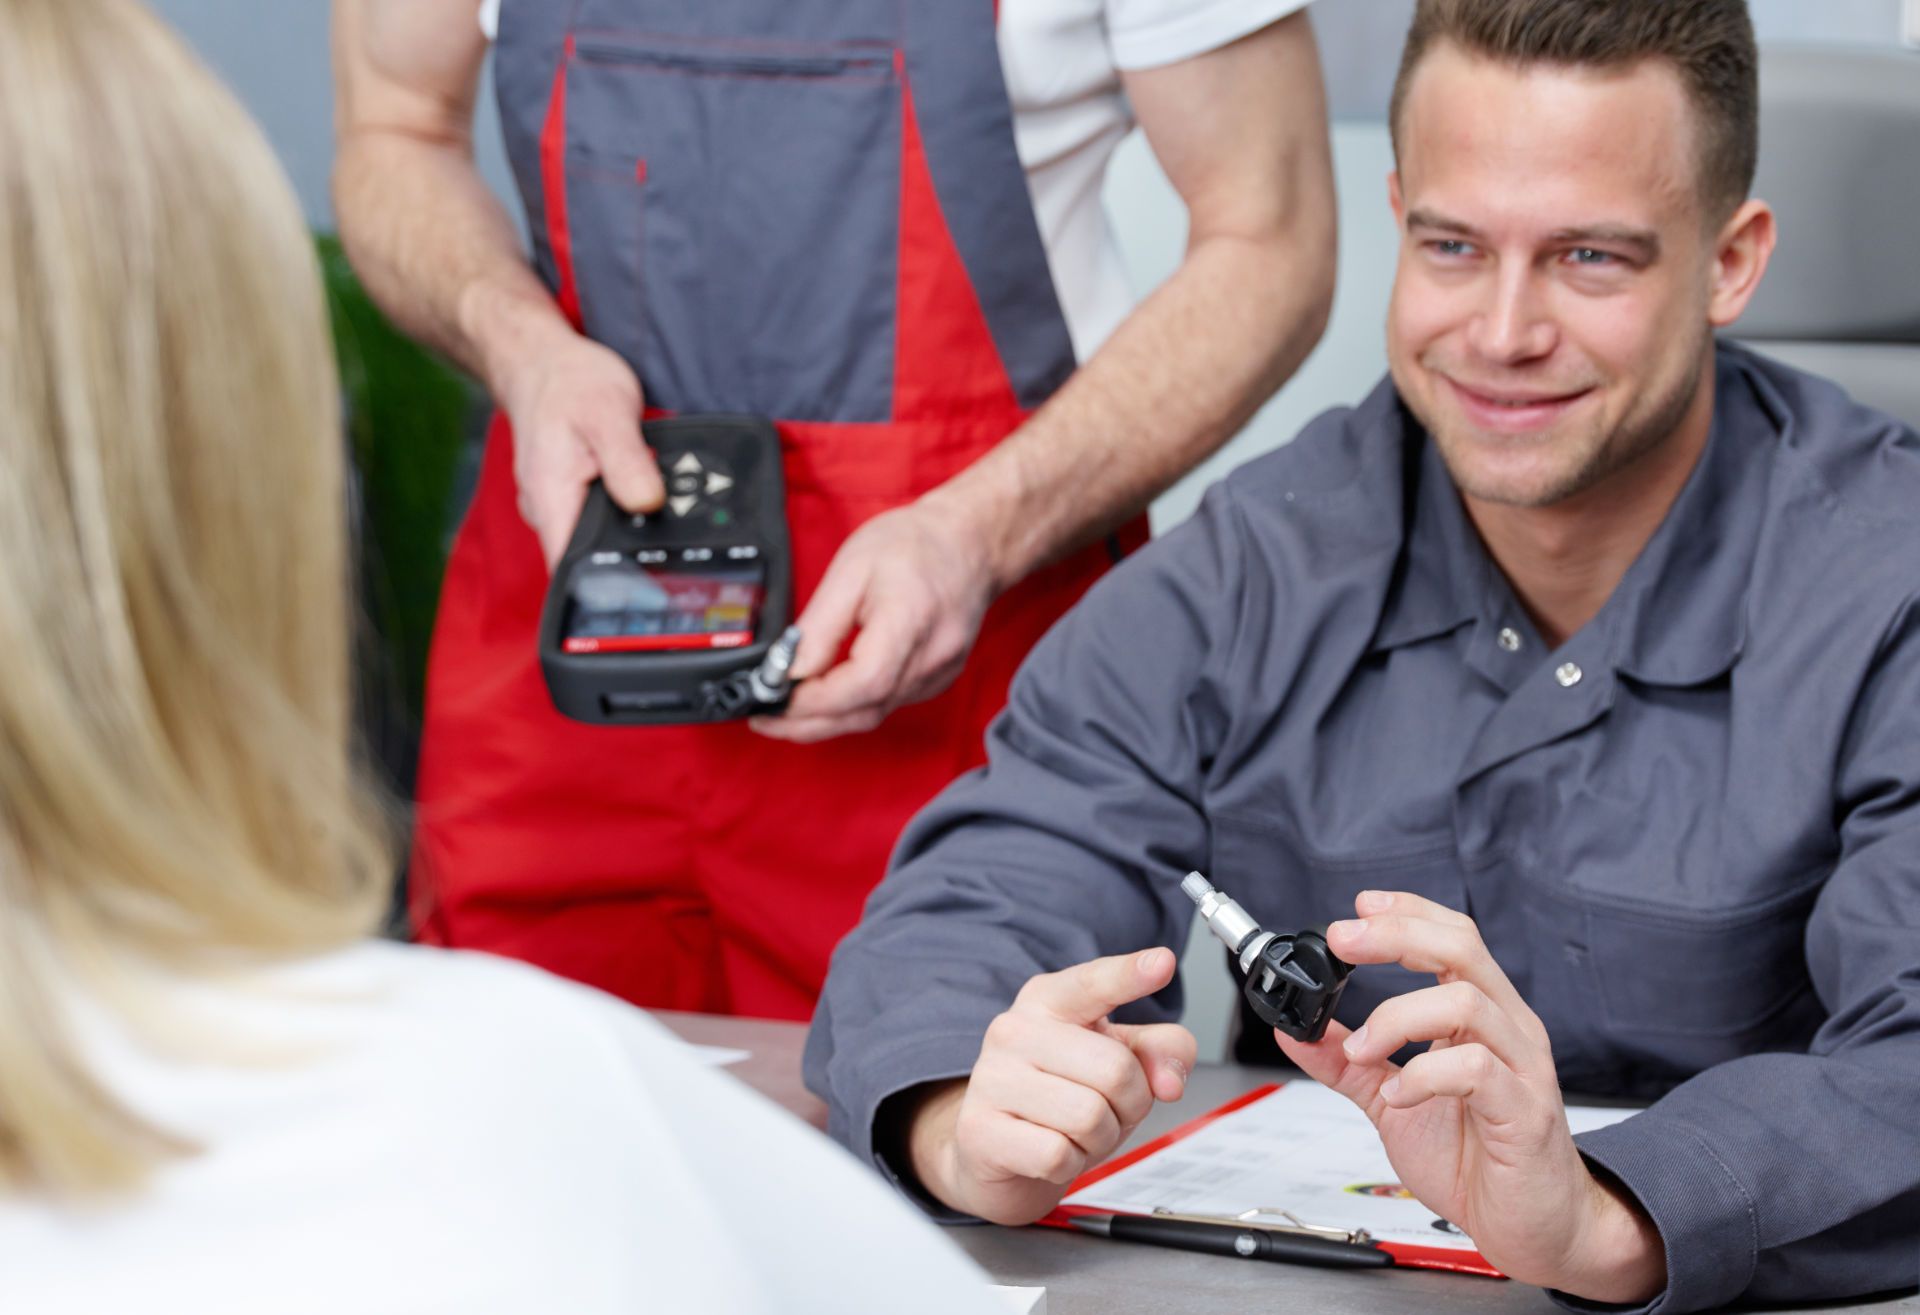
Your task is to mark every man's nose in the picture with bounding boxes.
[1467,267,1557,365]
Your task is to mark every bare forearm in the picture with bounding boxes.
[899,1079,968,1209]
[1564,1168,1667,1305]
[927,229,1333,590]
[332,129,568,396]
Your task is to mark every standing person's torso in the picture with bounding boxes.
[479,0,1308,362]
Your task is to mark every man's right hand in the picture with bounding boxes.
[906,948,1197,1225]
[335,0,664,568]
[497,324,665,568]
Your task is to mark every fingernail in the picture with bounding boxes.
[1328,919,1362,944]
[1381,1076,1402,1102]
[1137,948,1165,975]
[1357,890,1391,913]
[1165,1057,1189,1083]
[1343,1025,1369,1058]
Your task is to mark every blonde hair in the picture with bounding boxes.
[0,0,393,1193]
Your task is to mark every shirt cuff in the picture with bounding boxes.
[822,1031,983,1223]
[1108,0,1313,72]
[1551,1115,1761,1315]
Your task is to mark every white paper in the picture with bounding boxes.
[690,1044,751,1067]
[989,1286,1048,1314]
[1063,1082,1633,1255]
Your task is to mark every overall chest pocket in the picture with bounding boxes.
[564,33,901,422]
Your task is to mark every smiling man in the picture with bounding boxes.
[804,3,1920,1312]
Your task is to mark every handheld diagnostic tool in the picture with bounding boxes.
[1182,872,1352,1042]
[539,415,796,725]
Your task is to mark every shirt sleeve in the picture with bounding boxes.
[1106,0,1315,72]
[802,481,1254,1201]
[1555,594,1920,1314]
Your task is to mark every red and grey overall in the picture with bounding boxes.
[412,0,1144,1018]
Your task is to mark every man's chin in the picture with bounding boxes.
[1432,434,1582,509]
[1451,472,1570,509]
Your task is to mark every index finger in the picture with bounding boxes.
[788,561,866,682]
[525,469,591,569]
[1014,948,1176,1028]
[1328,895,1534,1025]
[1353,887,1474,929]
[782,614,918,721]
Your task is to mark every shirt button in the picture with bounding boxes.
[1555,662,1584,688]
[1497,627,1523,652]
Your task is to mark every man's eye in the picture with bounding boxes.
[1567,247,1615,266]
[1430,239,1474,258]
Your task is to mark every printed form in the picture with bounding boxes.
[1063,1082,1634,1255]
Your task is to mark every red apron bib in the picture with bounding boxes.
[412,0,1147,1018]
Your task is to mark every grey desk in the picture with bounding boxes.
[657,1012,1919,1315]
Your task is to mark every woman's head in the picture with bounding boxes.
[0,0,391,1192]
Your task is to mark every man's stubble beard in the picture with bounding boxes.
[1417,327,1713,511]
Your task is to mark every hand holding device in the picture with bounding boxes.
[752,494,998,744]
[540,415,794,724]
[908,950,1197,1227]
[1273,890,1668,1304]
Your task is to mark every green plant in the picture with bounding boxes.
[317,233,475,726]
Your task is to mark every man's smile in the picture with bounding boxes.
[1441,375,1598,433]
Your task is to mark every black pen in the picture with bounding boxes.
[1068,1213,1396,1269]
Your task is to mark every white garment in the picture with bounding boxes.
[480,0,1311,359]
[0,942,1007,1315]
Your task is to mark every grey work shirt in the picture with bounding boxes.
[805,344,1920,1314]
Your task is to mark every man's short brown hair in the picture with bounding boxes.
[1388,0,1759,219]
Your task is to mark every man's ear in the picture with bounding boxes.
[1707,199,1777,328]
[1388,170,1406,228]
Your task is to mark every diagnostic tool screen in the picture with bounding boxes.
[561,549,765,654]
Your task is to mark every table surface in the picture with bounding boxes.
[657,1011,1919,1315]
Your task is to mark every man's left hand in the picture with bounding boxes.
[1275,891,1668,1305]
[750,497,998,744]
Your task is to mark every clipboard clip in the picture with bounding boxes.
[1150,1206,1374,1247]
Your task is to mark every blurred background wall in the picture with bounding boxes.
[158,1,1913,229]
[159,0,1918,1052]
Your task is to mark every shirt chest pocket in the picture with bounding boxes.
[1572,880,1824,1040]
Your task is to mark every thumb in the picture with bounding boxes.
[1274,1020,1399,1123]
[583,415,664,514]
[1108,1022,1197,1103]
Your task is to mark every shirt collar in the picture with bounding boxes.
[1368,346,1775,686]
[1367,400,1484,654]
[1604,347,1773,686]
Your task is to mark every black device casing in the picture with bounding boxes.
[1240,929,1352,1043]
[538,415,792,725]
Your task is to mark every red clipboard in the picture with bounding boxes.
[1037,1081,1506,1278]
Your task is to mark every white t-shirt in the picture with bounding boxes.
[481,0,1311,359]
[0,942,1007,1315]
